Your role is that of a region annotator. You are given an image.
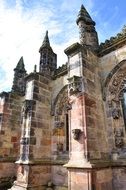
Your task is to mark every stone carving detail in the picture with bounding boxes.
[18,100,35,162]
[109,74,124,97]
[52,86,68,116]
[72,129,82,140]
[68,76,82,95]
[114,128,124,148]
[55,121,64,128]
[20,137,29,145]
[107,73,126,105]
[57,142,63,152]
[112,108,120,119]
[54,115,64,128]
[64,101,72,113]
[22,100,35,118]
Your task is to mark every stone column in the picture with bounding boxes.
[64,43,93,190]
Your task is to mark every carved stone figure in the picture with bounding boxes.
[112,108,120,119]
[114,128,124,148]
[57,142,63,152]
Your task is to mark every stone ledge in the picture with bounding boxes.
[64,159,126,169]
[64,42,82,56]
[15,158,68,166]
[0,157,16,162]
[64,160,92,169]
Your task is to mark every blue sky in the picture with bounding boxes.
[0,0,126,91]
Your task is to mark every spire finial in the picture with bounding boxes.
[39,30,52,52]
[15,56,25,71]
[76,4,95,25]
[12,57,27,95]
[81,4,84,9]
[42,30,50,47]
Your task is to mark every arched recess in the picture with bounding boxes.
[103,60,126,155]
[102,59,126,101]
[51,85,71,157]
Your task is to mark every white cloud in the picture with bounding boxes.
[0,0,98,92]
[0,0,64,91]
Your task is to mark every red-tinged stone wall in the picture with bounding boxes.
[51,165,68,190]
[92,168,113,190]
[112,168,126,190]
[0,92,23,187]
[0,93,22,159]
[68,168,113,190]
[28,165,51,187]
[68,169,92,190]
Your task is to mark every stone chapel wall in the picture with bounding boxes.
[0,92,23,188]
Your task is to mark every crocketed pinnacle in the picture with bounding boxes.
[76,4,95,25]
[15,56,25,71]
[39,31,52,52]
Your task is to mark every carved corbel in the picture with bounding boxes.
[72,129,82,140]
[67,76,82,95]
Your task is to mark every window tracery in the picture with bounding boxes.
[106,64,126,152]
[52,87,71,156]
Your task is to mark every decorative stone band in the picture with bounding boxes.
[99,26,126,57]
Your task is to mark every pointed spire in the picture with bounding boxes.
[39,31,51,52]
[15,56,25,71]
[76,4,95,25]
[12,57,27,95]
[43,30,50,46]
[39,31,57,74]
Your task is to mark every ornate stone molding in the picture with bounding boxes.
[102,60,126,101]
[67,75,82,95]
[51,85,68,116]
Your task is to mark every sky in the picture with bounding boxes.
[0,0,126,91]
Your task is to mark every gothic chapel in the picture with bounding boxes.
[1,4,126,190]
